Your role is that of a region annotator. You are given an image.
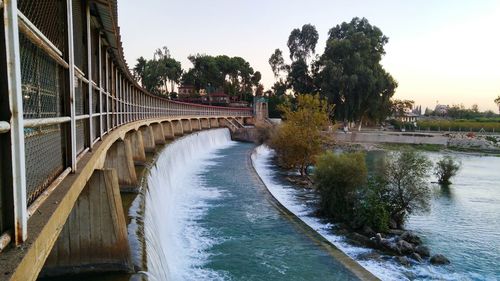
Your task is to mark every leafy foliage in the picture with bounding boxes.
[182,54,260,101]
[287,24,319,61]
[133,47,182,97]
[269,94,331,175]
[315,17,397,126]
[378,150,432,228]
[314,152,367,221]
[434,156,461,185]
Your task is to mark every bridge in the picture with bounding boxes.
[0,1,262,280]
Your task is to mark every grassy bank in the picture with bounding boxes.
[417,120,500,132]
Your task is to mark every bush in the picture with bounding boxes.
[379,150,432,228]
[434,156,461,185]
[354,178,390,232]
[314,151,367,221]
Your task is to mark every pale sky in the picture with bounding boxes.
[118,0,500,112]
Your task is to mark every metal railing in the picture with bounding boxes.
[0,0,252,249]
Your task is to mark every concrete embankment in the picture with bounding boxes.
[334,131,449,145]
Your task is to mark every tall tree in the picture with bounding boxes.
[316,17,397,129]
[269,48,286,78]
[495,96,500,113]
[287,24,319,61]
[133,56,147,87]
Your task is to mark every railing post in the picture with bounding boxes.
[86,3,93,148]
[4,0,27,244]
[66,0,77,171]
[98,34,103,137]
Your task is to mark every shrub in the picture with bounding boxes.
[354,178,390,232]
[434,156,461,185]
[379,150,432,228]
[314,151,367,221]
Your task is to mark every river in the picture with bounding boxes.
[252,145,500,281]
[143,129,360,281]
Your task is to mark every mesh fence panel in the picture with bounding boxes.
[25,124,65,204]
[20,33,62,119]
[72,0,86,71]
[75,78,84,115]
[76,119,85,154]
[18,0,66,51]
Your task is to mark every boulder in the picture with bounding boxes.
[387,229,404,235]
[400,231,422,245]
[357,251,382,262]
[362,225,376,237]
[396,256,411,267]
[415,245,430,257]
[389,219,398,229]
[430,254,450,265]
[348,232,375,248]
[411,252,424,263]
[396,240,414,255]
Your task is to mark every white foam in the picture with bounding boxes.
[144,129,235,281]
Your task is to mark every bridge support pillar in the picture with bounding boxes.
[104,139,138,191]
[172,120,183,136]
[200,118,210,129]
[162,121,174,140]
[40,169,132,277]
[152,123,166,145]
[191,119,201,131]
[140,126,156,152]
[182,119,192,133]
[128,131,146,163]
[210,118,219,128]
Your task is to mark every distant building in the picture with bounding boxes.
[201,92,230,105]
[177,85,196,98]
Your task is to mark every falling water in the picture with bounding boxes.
[143,128,234,281]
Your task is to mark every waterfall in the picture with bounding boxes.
[143,128,234,281]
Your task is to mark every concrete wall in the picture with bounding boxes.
[334,132,448,145]
[40,169,132,277]
[0,115,245,281]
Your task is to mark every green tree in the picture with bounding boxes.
[495,96,500,113]
[287,24,319,61]
[316,17,397,129]
[379,150,432,228]
[434,156,461,185]
[269,94,331,176]
[133,56,147,87]
[314,151,367,221]
[269,49,286,78]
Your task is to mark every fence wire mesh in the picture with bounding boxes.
[20,33,62,119]
[24,124,65,205]
[18,0,66,51]
[72,0,86,71]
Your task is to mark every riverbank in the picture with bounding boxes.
[252,145,500,280]
[332,130,500,155]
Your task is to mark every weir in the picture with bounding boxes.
[0,1,255,280]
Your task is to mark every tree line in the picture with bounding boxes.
[132,47,262,102]
[267,18,397,129]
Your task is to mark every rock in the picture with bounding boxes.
[362,225,375,237]
[396,240,414,255]
[430,254,450,265]
[411,252,424,263]
[389,219,398,229]
[387,229,404,235]
[375,233,383,243]
[357,251,382,261]
[348,232,375,248]
[415,245,430,257]
[400,231,422,245]
[380,240,401,255]
[396,256,411,267]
